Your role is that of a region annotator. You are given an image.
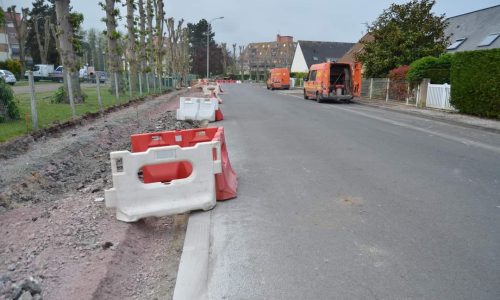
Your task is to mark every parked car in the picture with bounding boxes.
[303,62,354,103]
[0,70,17,85]
[24,64,55,81]
[92,71,107,83]
[266,68,290,90]
[50,65,64,82]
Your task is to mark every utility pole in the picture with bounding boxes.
[207,17,223,79]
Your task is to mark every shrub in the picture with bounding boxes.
[0,59,22,79]
[52,86,87,104]
[407,54,451,83]
[0,78,20,122]
[291,72,308,86]
[388,65,410,100]
[450,49,500,119]
[388,65,410,80]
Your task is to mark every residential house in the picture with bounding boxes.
[290,41,354,73]
[241,35,297,80]
[0,10,21,62]
[445,5,500,52]
[338,33,373,67]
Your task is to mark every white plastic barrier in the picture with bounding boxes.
[198,98,218,121]
[176,97,199,120]
[202,85,216,96]
[202,83,221,96]
[176,97,219,122]
[105,141,222,222]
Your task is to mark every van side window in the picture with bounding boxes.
[310,70,317,81]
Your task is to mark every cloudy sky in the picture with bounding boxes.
[2,0,499,45]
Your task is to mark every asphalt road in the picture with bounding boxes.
[207,84,500,299]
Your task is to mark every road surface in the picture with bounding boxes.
[205,84,500,299]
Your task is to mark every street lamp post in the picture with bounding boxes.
[207,17,224,79]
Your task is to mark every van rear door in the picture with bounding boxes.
[329,64,352,97]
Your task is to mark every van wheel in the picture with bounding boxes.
[316,93,323,103]
[303,90,308,99]
[271,86,275,90]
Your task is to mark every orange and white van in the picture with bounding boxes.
[303,62,354,102]
[266,68,290,90]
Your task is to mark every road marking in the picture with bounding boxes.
[284,93,500,155]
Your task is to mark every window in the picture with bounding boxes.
[447,38,466,50]
[478,33,500,47]
[309,70,317,81]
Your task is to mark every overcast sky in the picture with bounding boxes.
[2,0,499,46]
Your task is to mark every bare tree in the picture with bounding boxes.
[232,43,237,74]
[54,0,83,102]
[7,6,28,75]
[221,42,227,76]
[239,45,245,80]
[100,0,122,92]
[125,0,138,92]
[146,0,154,73]
[165,18,177,76]
[154,0,165,80]
[34,16,51,64]
[179,27,191,85]
[137,0,147,72]
[166,18,191,87]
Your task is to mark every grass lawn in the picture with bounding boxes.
[0,85,161,143]
[12,80,59,87]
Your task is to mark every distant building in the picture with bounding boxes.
[0,10,21,62]
[290,40,354,73]
[445,5,500,53]
[241,34,297,80]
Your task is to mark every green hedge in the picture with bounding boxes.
[450,49,500,119]
[0,78,20,122]
[0,59,22,79]
[407,54,451,84]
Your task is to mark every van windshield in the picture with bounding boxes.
[32,66,40,71]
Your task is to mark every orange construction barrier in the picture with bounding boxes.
[130,127,237,201]
[215,109,224,121]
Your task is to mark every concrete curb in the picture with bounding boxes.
[352,100,500,135]
[173,211,211,300]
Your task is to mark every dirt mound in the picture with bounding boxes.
[0,90,196,299]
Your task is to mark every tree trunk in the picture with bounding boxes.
[8,6,27,75]
[34,16,49,64]
[232,43,236,74]
[154,0,165,81]
[138,0,146,72]
[103,0,122,93]
[54,0,83,103]
[239,45,245,80]
[146,0,154,74]
[126,0,138,93]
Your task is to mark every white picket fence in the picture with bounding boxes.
[426,83,454,110]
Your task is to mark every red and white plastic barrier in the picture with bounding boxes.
[104,141,222,222]
[130,127,238,201]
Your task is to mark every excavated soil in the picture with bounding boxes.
[0,88,202,299]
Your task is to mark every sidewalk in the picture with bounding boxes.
[354,97,500,133]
